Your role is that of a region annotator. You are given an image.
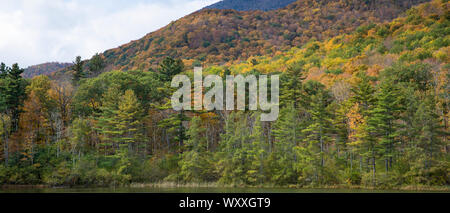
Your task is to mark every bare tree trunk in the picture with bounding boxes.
[320,126,324,167]
[372,156,376,187]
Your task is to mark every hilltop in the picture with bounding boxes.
[23,62,72,79]
[203,0,297,11]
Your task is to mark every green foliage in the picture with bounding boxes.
[72,70,163,116]
[0,63,28,132]
[271,104,302,185]
[280,61,306,108]
[179,117,215,182]
[72,56,85,86]
[88,53,105,73]
[0,0,448,189]
[158,57,184,82]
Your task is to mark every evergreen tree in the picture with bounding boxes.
[331,100,351,160]
[157,110,189,153]
[158,57,184,82]
[349,72,377,176]
[179,116,213,182]
[246,113,268,185]
[280,61,306,108]
[95,85,122,155]
[116,89,144,153]
[88,53,105,74]
[371,79,403,173]
[271,104,301,184]
[215,112,252,184]
[351,73,377,117]
[0,63,6,78]
[156,57,187,152]
[301,83,333,184]
[72,56,85,86]
[1,63,27,132]
[413,96,445,169]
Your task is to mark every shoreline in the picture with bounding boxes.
[1,183,449,192]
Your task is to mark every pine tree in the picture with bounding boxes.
[331,100,351,160]
[156,57,187,152]
[2,64,27,132]
[351,73,377,117]
[88,53,105,73]
[359,108,380,186]
[116,89,144,153]
[280,61,306,108]
[157,109,189,153]
[371,79,403,173]
[301,84,333,184]
[215,112,252,184]
[0,63,6,78]
[349,72,377,177]
[246,113,268,185]
[95,85,122,155]
[413,95,445,169]
[0,63,8,165]
[179,116,213,182]
[72,56,85,86]
[158,57,184,82]
[271,104,302,184]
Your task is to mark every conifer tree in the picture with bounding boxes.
[72,56,85,86]
[280,61,306,108]
[95,85,122,155]
[371,79,403,173]
[179,116,213,182]
[158,57,184,82]
[301,83,333,183]
[246,113,268,185]
[413,96,445,169]
[271,104,302,184]
[349,72,377,176]
[216,112,252,184]
[88,53,105,73]
[116,89,144,153]
[1,64,27,132]
[157,57,187,152]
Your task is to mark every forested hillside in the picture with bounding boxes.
[204,0,297,11]
[23,62,72,79]
[0,0,448,188]
[53,0,429,79]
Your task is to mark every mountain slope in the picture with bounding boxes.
[204,0,298,11]
[53,0,430,78]
[24,62,72,79]
[223,0,448,88]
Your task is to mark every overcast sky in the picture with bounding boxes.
[0,0,220,67]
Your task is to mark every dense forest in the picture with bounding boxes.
[204,0,298,11]
[53,0,429,78]
[0,0,448,188]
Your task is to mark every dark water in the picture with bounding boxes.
[0,186,446,193]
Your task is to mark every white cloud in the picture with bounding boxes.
[0,0,220,67]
